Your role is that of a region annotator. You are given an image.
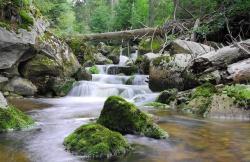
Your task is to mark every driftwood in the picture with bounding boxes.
[190,39,250,74]
[78,28,164,42]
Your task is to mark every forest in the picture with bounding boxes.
[0,0,250,162]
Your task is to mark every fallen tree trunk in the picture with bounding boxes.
[226,58,250,83]
[78,28,164,42]
[190,39,250,74]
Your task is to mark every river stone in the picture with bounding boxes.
[0,92,8,109]
[73,67,92,81]
[94,53,113,65]
[169,39,214,55]
[64,123,131,159]
[4,77,37,96]
[97,96,168,139]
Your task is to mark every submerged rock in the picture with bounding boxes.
[64,123,131,159]
[97,96,168,139]
[0,105,34,132]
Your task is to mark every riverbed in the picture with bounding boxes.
[1,63,250,162]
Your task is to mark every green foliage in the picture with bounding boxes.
[64,123,131,159]
[224,84,250,107]
[130,0,148,28]
[0,105,34,132]
[97,96,168,139]
[88,65,99,74]
[112,0,133,30]
[19,9,34,27]
[89,5,111,33]
[34,0,77,36]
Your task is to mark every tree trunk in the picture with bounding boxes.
[77,27,164,42]
[226,58,250,83]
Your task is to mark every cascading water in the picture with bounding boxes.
[68,51,157,104]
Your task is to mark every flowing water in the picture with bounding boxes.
[1,56,250,162]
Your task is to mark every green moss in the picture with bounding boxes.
[67,38,96,64]
[64,123,131,159]
[138,37,163,54]
[152,55,171,66]
[0,105,34,132]
[0,21,11,30]
[178,83,216,117]
[191,83,216,99]
[88,65,99,74]
[19,9,34,27]
[223,84,250,107]
[97,96,168,139]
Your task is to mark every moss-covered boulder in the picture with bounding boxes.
[64,123,131,159]
[48,78,76,97]
[157,89,178,104]
[0,105,34,132]
[179,83,217,117]
[73,67,92,81]
[21,54,62,78]
[97,96,168,139]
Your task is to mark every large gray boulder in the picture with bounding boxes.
[0,17,49,70]
[169,39,214,55]
[4,77,37,96]
[0,92,8,109]
[36,32,80,77]
[0,28,35,70]
[149,54,198,91]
